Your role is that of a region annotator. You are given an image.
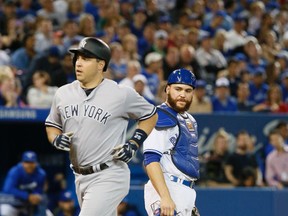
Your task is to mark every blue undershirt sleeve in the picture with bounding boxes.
[144,152,161,166]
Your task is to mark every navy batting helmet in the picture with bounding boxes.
[69,37,111,71]
[167,68,197,88]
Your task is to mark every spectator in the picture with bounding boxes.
[61,20,84,51]
[36,0,67,29]
[129,6,147,38]
[260,29,281,64]
[25,45,63,91]
[0,65,24,107]
[0,0,17,37]
[10,32,38,85]
[211,77,238,112]
[195,32,227,83]
[223,13,248,55]
[53,52,76,87]
[162,46,180,80]
[224,130,263,186]
[34,17,54,54]
[248,67,269,105]
[119,60,142,88]
[265,129,288,189]
[16,0,37,20]
[132,74,155,105]
[200,128,232,187]
[53,190,80,216]
[252,84,288,113]
[66,0,84,23]
[122,33,141,61]
[107,42,128,83]
[188,79,212,114]
[264,121,288,159]
[141,52,163,96]
[1,151,48,216]
[78,13,96,37]
[236,82,254,112]
[244,36,267,74]
[143,29,168,60]
[217,57,242,97]
[265,62,281,86]
[137,22,156,57]
[179,43,204,80]
[26,70,58,108]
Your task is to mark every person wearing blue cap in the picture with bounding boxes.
[1,151,47,216]
[53,190,80,216]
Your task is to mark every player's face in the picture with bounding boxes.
[74,54,105,87]
[166,84,194,113]
[22,162,37,174]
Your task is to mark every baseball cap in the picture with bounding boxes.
[59,191,73,202]
[145,52,162,65]
[215,77,229,87]
[245,36,258,45]
[159,15,171,23]
[22,151,37,163]
[154,30,168,40]
[195,80,206,88]
[233,53,247,62]
[132,74,147,84]
[48,46,60,57]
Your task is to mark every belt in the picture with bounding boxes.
[72,163,109,175]
[169,175,195,188]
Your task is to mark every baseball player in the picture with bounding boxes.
[1,151,47,216]
[143,69,200,216]
[45,37,158,216]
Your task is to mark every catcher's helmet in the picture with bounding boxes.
[69,37,111,71]
[167,68,197,88]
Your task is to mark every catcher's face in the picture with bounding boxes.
[74,54,105,88]
[166,84,194,113]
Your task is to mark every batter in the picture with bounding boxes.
[45,37,158,216]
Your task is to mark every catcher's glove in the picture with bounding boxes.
[52,132,73,151]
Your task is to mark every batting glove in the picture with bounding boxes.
[52,132,74,152]
[111,140,138,163]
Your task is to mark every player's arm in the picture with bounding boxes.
[3,168,30,200]
[112,112,158,163]
[46,126,73,151]
[144,155,176,215]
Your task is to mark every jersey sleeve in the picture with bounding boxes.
[45,90,63,130]
[143,128,167,155]
[123,86,156,120]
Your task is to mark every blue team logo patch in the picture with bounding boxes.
[169,135,177,145]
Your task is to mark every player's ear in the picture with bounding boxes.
[97,59,105,71]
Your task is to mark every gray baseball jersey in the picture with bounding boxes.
[45,79,156,167]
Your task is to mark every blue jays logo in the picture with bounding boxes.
[79,40,87,48]
[169,134,177,145]
[177,75,181,82]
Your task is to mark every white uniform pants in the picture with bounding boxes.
[144,175,196,216]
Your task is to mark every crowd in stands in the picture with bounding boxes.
[0,0,287,113]
[0,0,288,214]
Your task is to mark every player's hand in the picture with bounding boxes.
[160,197,176,216]
[28,194,42,205]
[52,132,74,151]
[111,140,138,163]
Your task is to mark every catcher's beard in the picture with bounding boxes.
[167,93,192,113]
